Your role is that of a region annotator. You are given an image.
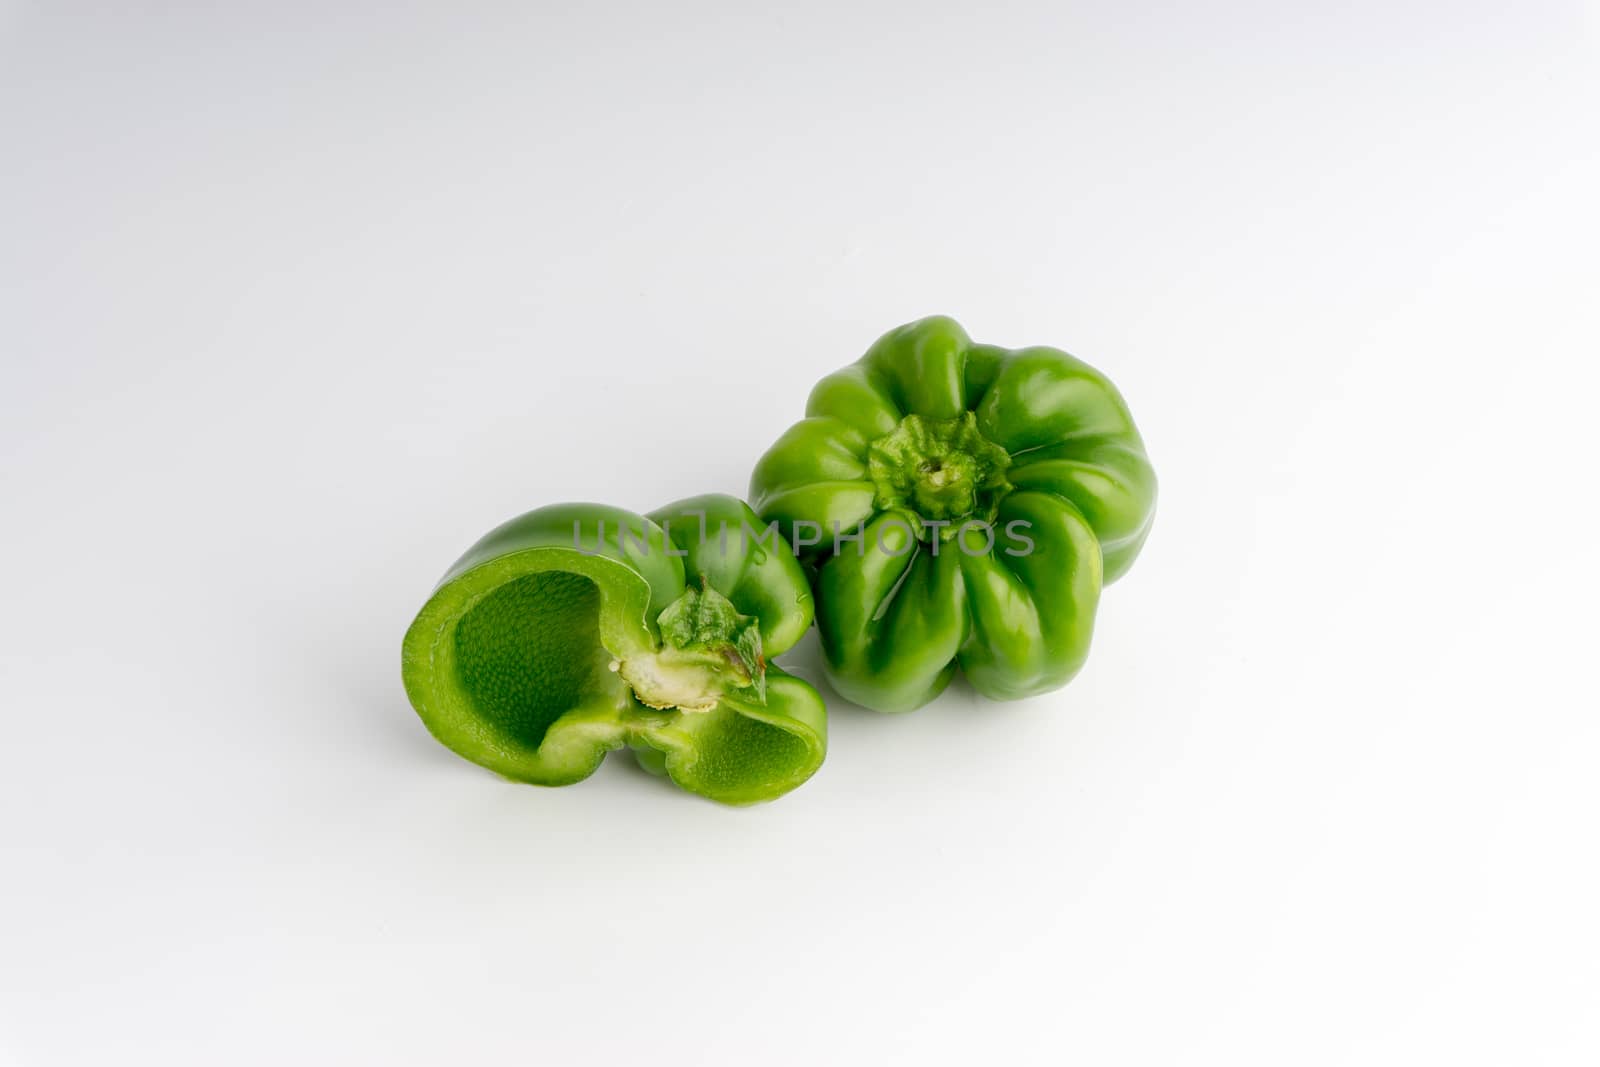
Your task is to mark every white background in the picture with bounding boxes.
[3,3,1597,1064]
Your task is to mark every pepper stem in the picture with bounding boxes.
[867,412,1012,537]
[613,583,766,712]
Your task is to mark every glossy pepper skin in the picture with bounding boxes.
[749,316,1156,713]
[402,494,825,805]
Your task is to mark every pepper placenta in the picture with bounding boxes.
[749,316,1156,712]
[402,494,826,804]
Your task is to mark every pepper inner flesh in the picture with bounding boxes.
[453,571,763,743]
[613,647,747,713]
[453,570,625,750]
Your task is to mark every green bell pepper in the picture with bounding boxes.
[749,316,1157,713]
[402,494,826,805]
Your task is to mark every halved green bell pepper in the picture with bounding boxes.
[749,316,1156,712]
[402,494,826,804]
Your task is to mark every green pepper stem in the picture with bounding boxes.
[613,583,766,712]
[867,412,1012,537]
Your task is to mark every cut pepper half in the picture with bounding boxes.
[749,316,1157,712]
[402,495,825,805]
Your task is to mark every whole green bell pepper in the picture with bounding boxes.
[749,316,1156,712]
[402,494,826,805]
